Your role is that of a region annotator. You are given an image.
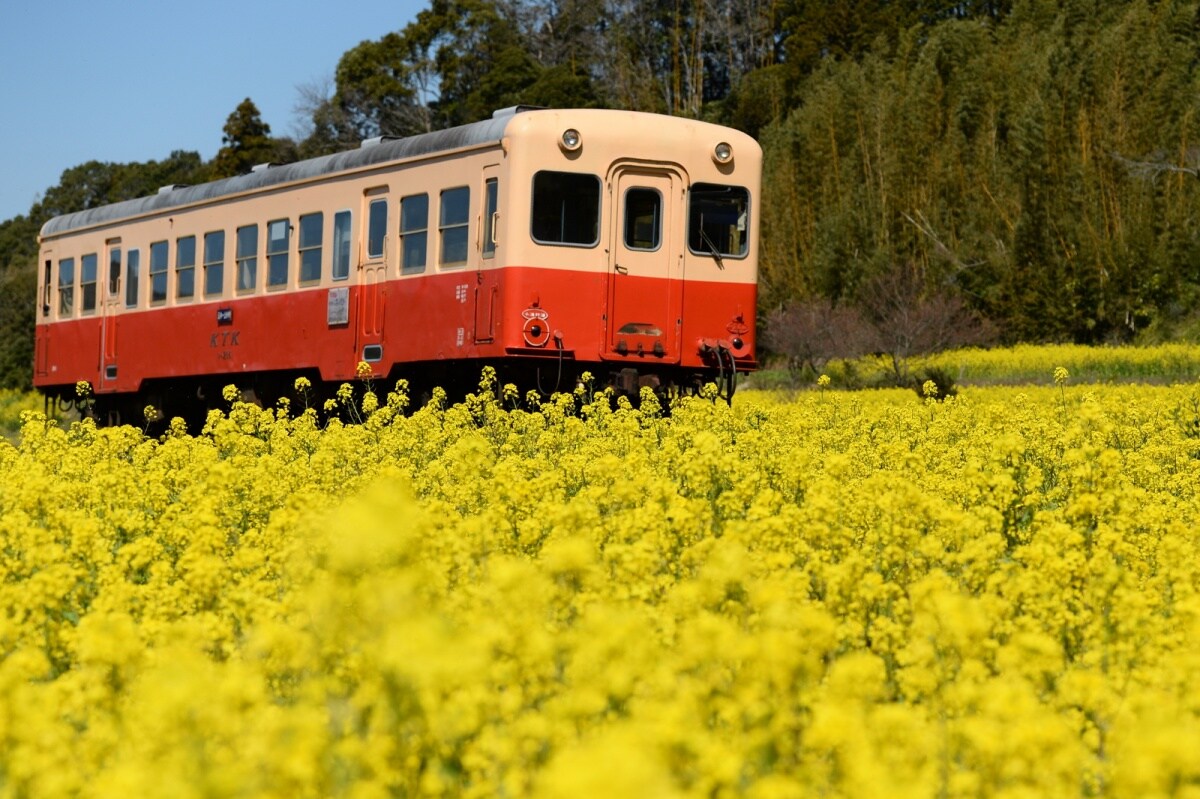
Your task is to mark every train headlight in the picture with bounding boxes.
[713,142,733,164]
[560,128,582,152]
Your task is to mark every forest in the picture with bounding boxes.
[2,0,1199,389]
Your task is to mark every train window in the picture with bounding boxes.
[204,231,225,297]
[268,219,290,288]
[531,171,600,246]
[149,241,169,305]
[108,247,121,296]
[332,210,351,280]
[176,236,196,300]
[58,257,75,317]
[439,187,469,267]
[125,249,141,308]
[624,188,662,251]
[236,225,258,293]
[299,213,323,284]
[483,178,498,258]
[42,260,51,317]
[367,199,387,260]
[400,194,428,274]
[687,183,750,259]
[81,253,98,314]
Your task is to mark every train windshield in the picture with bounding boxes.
[531,171,600,246]
[688,183,749,259]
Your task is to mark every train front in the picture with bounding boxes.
[496,108,761,399]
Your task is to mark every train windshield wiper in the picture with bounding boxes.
[699,227,725,270]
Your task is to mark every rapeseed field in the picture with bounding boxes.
[1,365,1199,797]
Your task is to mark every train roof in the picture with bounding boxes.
[40,108,757,240]
[40,108,527,239]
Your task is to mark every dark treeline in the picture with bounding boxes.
[2,0,1199,389]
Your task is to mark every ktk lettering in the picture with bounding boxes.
[210,331,241,348]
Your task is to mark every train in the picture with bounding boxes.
[34,106,760,426]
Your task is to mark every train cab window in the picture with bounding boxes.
[687,183,750,258]
[439,187,469,267]
[367,199,387,260]
[624,189,662,251]
[204,231,225,297]
[299,213,323,284]
[58,258,75,317]
[80,253,98,314]
[531,171,600,246]
[236,225,258,292]
[332,210,351,280]
[125,249,141,308]
[176,236,196,300]
[400,193,428,274]
[149,241,169,305]
[483,178,498,258]
[268,219,290,288]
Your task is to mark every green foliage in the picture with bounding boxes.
[34,150,207,222]
[0,215,40,272]
[0,265,35,392]
[761,0,1200,345]
[210,99,297,179]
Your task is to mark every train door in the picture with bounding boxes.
[474,165,500,344]
[99,240,122,389]
[605,164,684,362]
[357,189,388,364]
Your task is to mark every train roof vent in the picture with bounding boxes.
[157,184,190,194]
[492,105,546,118]
[250,163,273,173]
[360,135,402,148]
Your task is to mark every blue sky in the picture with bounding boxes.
[0,0,426,223]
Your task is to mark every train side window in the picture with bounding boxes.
[236,225,258,292]
[125,249,141,308]
[58,257,75,317]
[176,236,196,300]
[332,210,351,280]
[531,171,600,247]
[149,241,169,305]
[624,188,662,251]
[687,183,750,258]
[80,253,98,314]
[299,212,322,284]
[204,231,225,297]
[400,193,428,274]
[367,199,387,260]
[439,187,469,267]
[483,178,498,258]
[42,260,52,316]
[268,219,290,288]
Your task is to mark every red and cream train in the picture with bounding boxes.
[34,107,760,424]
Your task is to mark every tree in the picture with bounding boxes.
[210,99,296,179]
[0,265,36,391]
[855,265,996,385]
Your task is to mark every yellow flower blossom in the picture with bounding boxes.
[0,375,1197,796]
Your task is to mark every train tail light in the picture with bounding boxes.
[522,306,551,347]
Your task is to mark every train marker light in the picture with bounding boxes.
[713,142,733,164]
[560,129,582,152]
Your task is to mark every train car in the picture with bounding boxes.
[34,107,760,425]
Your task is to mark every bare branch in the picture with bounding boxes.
[1110,151,1200,182]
